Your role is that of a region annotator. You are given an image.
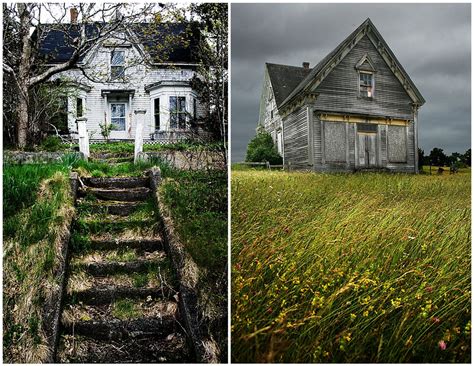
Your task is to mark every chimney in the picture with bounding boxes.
[70,7,78,24]
[302,62,310,69]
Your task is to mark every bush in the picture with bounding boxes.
[245,131,282,165]
[39,135,62,152]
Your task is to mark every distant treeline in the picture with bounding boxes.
[419,147,471,168]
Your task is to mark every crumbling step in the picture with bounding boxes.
[57,333,191,363]
[91,156,135,164]
[78,187,151,201]
[62,316,179,340]
[82,177,149,189]
[68,287,174,305]
[79,201,142,216]
[77,220,155,235]
[88,238,163,252]
[62,300,179,324]
[73,258,166,277]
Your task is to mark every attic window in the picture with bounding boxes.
[111,50,125,79]
[359,72,374,98]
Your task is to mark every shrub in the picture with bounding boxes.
[39,135,62,152]
[245,131,282,165]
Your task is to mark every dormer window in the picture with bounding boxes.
[359,72,374,98]
[355,54,376,99]
[111,50,125,79]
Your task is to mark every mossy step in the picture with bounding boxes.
[90,157,135,164]
[62,300,179,325]
[77,201,143,216]
[82,176,149,189]
[87,238,163,252]
[61,315,178,340]
[57,333,191,363]
[72,257,167,277]
[76,219,156,235]
[67,263,176,295]
[78,186,151,202]
[67,286,175,305]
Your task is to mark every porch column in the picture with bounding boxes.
[77,117,89,160]
[134,110,146,164]
[129,93,133,137]
[104,94,108,128]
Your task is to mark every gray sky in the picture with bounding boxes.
[231,3,471,162]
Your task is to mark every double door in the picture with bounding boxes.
[357,133,377,168]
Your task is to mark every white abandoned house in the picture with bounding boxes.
[258,18,425,172]
[42,9,205,143]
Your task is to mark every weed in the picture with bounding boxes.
[231,170,471,363]
[112,299,140,319]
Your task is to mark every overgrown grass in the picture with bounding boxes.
[3,169,74,363]
[3,163,69,218]
[160,170,227,272]
[159,169,228,360]
[231,170,471,362]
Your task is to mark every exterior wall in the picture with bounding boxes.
[52,35,201,141]
[282,106,309,168]
[311,114,416,173]
[313,35,414,120]
[258,68,283,153]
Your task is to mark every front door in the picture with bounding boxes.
[109,102,128,139]
[357,133,377,168]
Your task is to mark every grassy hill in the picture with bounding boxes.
[231,170,471,362]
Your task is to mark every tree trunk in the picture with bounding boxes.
[17,88,29,149]
[16,3,33,148]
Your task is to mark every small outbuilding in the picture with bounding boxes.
[258,18,425,172]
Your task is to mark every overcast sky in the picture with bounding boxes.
[230,3,471,162]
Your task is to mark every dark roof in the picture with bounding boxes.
[278,18,425,108]
[266,63,312,107]
[37,22,200,64]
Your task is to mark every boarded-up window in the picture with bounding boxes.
[387,125,407,163]
[324,122,346,162]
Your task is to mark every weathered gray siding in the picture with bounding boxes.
[283,107,309,168]
[313,36,413,120]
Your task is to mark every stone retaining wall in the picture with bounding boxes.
[4,151,84,164]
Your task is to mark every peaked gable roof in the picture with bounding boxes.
[37,22,200,65]
[266,63,312,107]
[280,18,425,109]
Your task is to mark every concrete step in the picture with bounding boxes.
[82,177,149,189]
[57,332,191,363]
[77,201,143,216]
[87,238,163,252]
[67,286,175,305]
[78,186,151,202]
[72,257,167,277]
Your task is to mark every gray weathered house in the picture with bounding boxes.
[258,18,425,172]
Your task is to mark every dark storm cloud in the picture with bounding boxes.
[231,3,471,162]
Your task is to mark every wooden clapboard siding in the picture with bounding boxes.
[283,107,309,167]
[313,36,413,120]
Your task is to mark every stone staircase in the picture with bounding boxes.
[57,175,193,363]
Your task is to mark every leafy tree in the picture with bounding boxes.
[246,130,282,165]
[417,148,425,171]
[428,147,448,167]
[189,3,228,150]
[461,148,471,167]
[2,3,173,148]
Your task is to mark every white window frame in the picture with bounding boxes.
[358,70,375,99]
[110,50,125,80]
[109,102,127,131]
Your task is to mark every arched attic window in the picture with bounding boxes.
[355,54,376,99]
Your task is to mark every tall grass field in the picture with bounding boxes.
[231,170,470,362]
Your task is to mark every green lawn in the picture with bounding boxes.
[231,170,471,362]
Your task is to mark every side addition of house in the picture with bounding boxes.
[258,18,425,173]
